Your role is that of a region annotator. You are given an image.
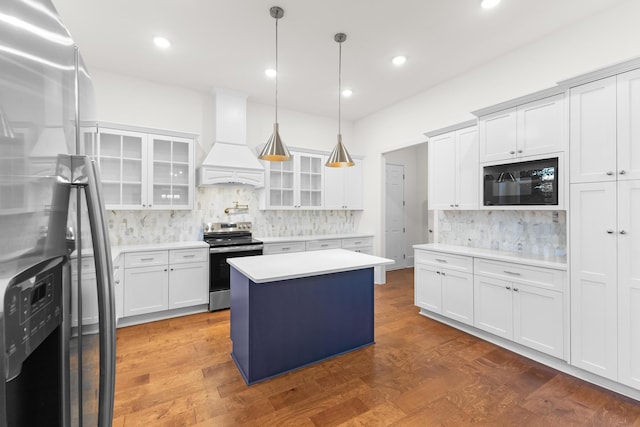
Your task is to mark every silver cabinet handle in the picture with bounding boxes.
[606,171,614,176]
[435,259,448,263]
[509,150,515,155]
[513,288,519,292]
[450,204,454,207]
[140,257,154,261]
[436,271,441,275]
[607,230,614,234]
[282,247,290,251]
[454,204,459,207]
[619,170,626,175]
[321,244,329,247]
[506,286,511,290]
[441,272,446,276]
[517,149,523,153]
[620,230,627,235]
[503,270,521,276]
[164,268,168,272]
[182,254,196,258]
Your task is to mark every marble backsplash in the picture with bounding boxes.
[438,210,566,258]
[106,185,358,246]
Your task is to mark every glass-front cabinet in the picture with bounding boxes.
[149,134,192,209]
[263,151,323,209]
[84,125,194,210]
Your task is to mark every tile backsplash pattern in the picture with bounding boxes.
[107,186,358,246]
[438,210,566,257]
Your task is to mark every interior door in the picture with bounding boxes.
[385,163,405,270]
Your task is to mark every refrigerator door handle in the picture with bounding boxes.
[78,155,116,427]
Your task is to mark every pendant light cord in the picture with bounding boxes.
[338,40,342,135]
[275,15,279,123]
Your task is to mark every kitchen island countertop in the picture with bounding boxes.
[227,248,393,283]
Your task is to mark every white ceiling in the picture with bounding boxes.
[52,0,626,121]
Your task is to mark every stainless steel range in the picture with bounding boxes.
[203,222,263,311]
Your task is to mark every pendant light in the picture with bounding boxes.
[259,6,292,162]
[326,33,354,168]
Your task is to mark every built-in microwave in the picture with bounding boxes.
[483,157,558,206]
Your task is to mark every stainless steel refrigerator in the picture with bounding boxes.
[0,0,116,426]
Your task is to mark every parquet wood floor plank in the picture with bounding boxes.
[114,268,640,426]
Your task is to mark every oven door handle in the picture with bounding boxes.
[209,245,264,254]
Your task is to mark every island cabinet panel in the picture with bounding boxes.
[230,267,375,385]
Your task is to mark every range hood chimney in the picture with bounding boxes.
[197,88,265,187]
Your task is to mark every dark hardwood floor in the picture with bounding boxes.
[113,268,640,426]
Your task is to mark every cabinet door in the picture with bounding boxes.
[414,263,442,314]
[124,265,169,316]
[473,275,512,339]
[569,77,617,183]
[479,108,517,163]
[97,128,147,209]
[513,284,563,358]
[344,160,364,209]
[297,153,324,208]
[441,270,473,326]
[617,69,640,181]
[570,182,618,379]
[517,94,565,158]
[428,132,456,209]
[266,158,296,208]
[148,134,193,210]
[323,164,344,209]
[456,126,479,210]
[618,180,640,389]
[169,262,208,309]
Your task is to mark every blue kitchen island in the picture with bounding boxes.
[227,248,393,385]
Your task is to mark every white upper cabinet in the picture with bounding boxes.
[88,125,195,210]
[570,69,640,183]
[570,77,618,183]
[478,93,565,163]
[263,151,324,209]
[148,134,194,210]
[617,69,640,181]
[427,124,478,210]
[324,158,364,210]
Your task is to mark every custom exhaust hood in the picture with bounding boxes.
[197,89,265,187]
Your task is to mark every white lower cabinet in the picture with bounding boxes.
[124,264,169,316]
[122,247,208,319]
[168,248,209,309]
[414,248,566,360]
[262,235,374,256]
[341,237,374,255]
[414,250,474,326]
[474,275,564,358]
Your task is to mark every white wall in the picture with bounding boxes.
[90,69,355,164]
[353,0,640,256]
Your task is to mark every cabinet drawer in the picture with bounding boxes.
[125,251,168,268]
[263,241,306,255]
[414,250,473,273]
[474,258,565,291]
[169,248,208,264]
[341,236,374,249]
[306,239,342,251]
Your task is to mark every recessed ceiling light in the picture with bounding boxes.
[392,56,406,66]
[265,68,277,78]
[481,0,501,9]
[153,36,171,49]
[341,89,353,98]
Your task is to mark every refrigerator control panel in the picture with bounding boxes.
[4,258,63,380]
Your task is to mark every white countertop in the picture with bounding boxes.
[413,243,567,270]
[228,248,394,283]
[256,233,373,244]
[110,241,209,260]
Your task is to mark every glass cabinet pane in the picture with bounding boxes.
[153,139,172,162]
[123,136,142,159]
[100,133,121,157]
[173,141,189,163]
